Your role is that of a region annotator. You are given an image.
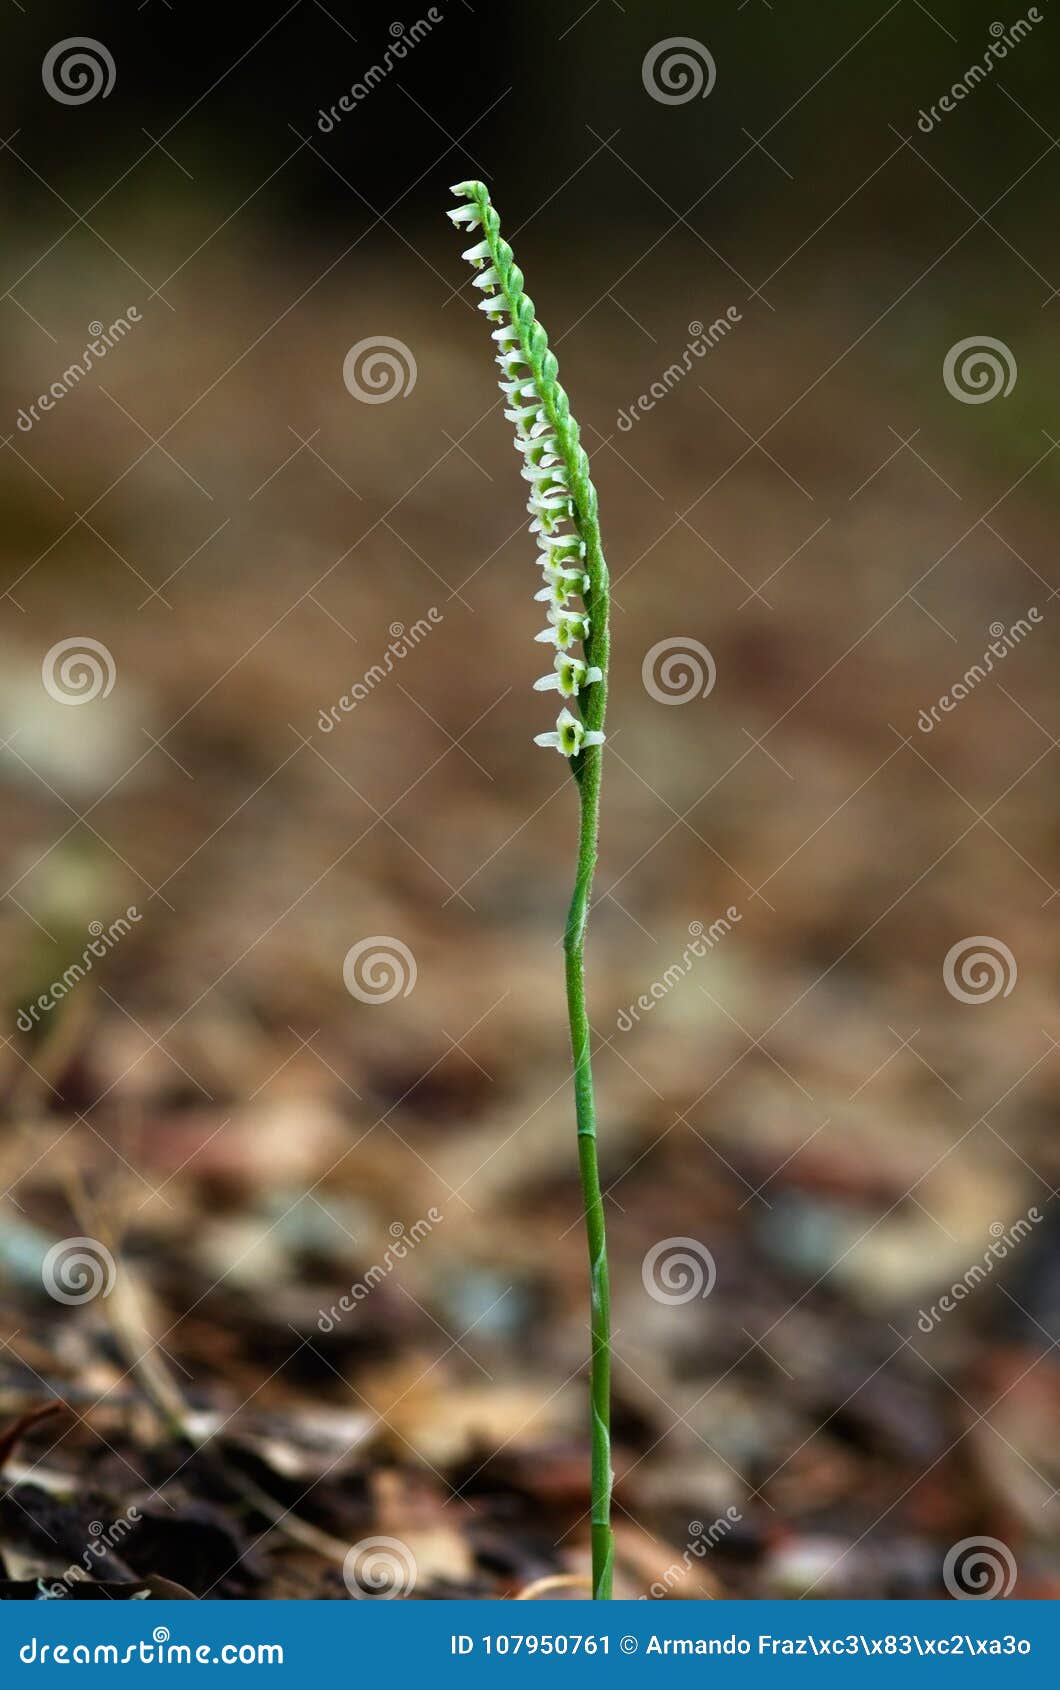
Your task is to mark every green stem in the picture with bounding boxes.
[564,736,614,1601]
[552,383,611,1602]
[564,508,612,1602]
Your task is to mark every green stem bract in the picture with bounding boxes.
[469,185,614,1599]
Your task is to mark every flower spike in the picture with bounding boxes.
[448,180,608,767]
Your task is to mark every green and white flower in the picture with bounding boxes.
[535,606,591,650]
[534,653,603,698]
[533,706,606,756]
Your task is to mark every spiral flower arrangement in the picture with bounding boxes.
[448,180,608,762]
[449,181,615,1599]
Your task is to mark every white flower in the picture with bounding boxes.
[537,574,588,608]
[538,531,584,557]
[534,707,605,758]
[537,557,589,583]
[529,508,571,535]
[528,491,572,534]
[515,422,556,450]
[521,459,563,484]
[505,404,541,431]
[448,204,482,227]
[534,607,591,649]
[534,654,603,697]
[518,419,555,443]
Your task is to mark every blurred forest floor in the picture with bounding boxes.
[1,231,1059,1599]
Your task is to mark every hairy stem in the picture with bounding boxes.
[564,734,613,1600]
[564,494,612,1600]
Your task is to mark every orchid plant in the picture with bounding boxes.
[449,181,614,1599]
